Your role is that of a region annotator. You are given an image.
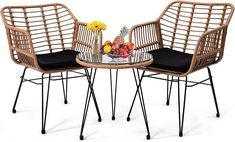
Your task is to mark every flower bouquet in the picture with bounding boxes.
[87,20,106,55]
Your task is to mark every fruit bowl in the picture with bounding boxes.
[101,40,135,59]
[107,51,132,59]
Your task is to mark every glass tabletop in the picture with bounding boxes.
[76,51,153,69]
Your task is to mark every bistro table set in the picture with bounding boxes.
[1,0,234,140]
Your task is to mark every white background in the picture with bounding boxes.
[0,0,235,142]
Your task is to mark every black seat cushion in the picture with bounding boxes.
[37,50,81,69]
[148,48,193,72]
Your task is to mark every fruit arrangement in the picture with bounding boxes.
[102,41,135,58]
[101,26,135,58]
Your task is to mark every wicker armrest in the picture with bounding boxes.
[190,25,228,72]
[129,20,162,52]
[6,25,40,69]
[73,21,102,52]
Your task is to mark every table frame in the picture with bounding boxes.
[76,53,153,140]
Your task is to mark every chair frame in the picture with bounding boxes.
[1,3,102,134]
[127,0,234,138]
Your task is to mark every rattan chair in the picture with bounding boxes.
[1,3,101,134]
[127,1,234,138]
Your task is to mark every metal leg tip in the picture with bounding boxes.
[112,116,115,120]
[64,100,68,104]
[179,131,183,137]
[41,129,46,134]
[146,135,150,140]
[127,117,130,121]
[166,101,170,106]
[98,117,102,122]
[216,113,220,118]
[12,109,16,113]
[80,135,84,140]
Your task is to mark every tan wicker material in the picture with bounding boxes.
[76,58,153,69]
[76,52,153,69]
[129,1,234,77]
[1,3,101,73]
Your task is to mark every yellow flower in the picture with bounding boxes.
[103,45,112,53]
[87,20,106,31]
[87,23,93,30]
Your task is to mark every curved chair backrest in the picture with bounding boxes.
[158,1,234,53]
[1,3,77,54]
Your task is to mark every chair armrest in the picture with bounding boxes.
[73,21,102,52]
[5,25,40,69]
[190,25,228,72]
[129,20,162,52]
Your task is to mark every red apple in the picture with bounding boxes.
[118,48,124,53]
[119,44,125,48]
[112,43,119,50]
[119,48,129,58]
[118,48,125,55]
[128,43,135,50]
[122,45,128,51]
[121,51,129,58]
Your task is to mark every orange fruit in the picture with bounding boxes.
[104,40,112,46]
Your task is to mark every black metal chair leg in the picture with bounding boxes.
[12,67,27,113]
[127,68,143,121]
[41,74,51,134]
[80,68,101,140]
[133,69,151,140]
[166,75,173,105]
[110,69,118,120]
[61,72,68,104]
[207,67,220,117]
[177,77,187,137]
[65,71,68,104]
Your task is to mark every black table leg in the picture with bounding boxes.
[127,68,151,140]
[126,69,144,121]
[110,69,118,120]
[80,68,101,140]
